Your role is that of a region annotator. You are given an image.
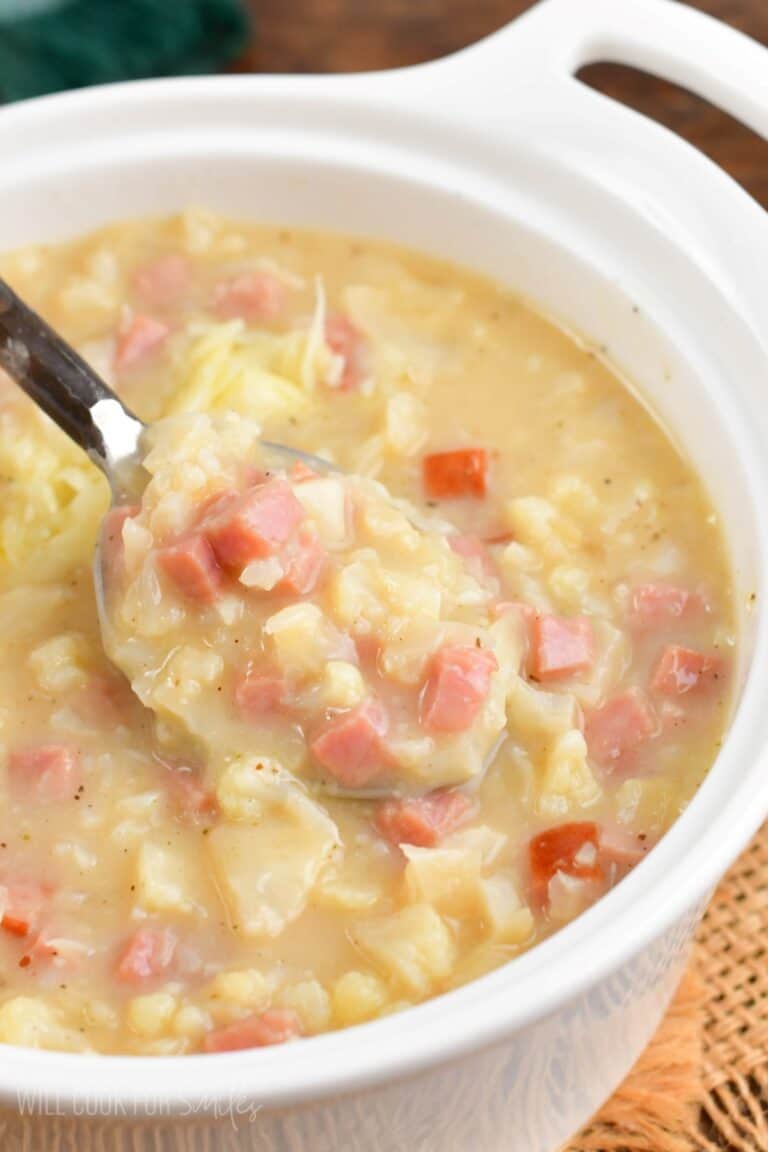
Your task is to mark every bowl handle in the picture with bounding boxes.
[423,0,768,338]
[481,0,768,138]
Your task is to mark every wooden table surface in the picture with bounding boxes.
[239,0,768,209]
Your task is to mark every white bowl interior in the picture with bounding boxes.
[0,79,767,1110]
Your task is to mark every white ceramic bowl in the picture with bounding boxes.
[1,1,768,1148]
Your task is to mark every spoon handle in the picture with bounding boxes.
[0,277,145,486]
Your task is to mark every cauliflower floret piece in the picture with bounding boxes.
[330,555,385,632]
[0,997,81,1051]
[135,841,197,916]
[538,729,601,818]
[279,980,330,1033]
[127,993,178,1038]
[332,970,389,1026]
[263,603,347,679]
[320,661,366,710]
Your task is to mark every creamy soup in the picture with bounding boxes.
[0,210,733,1055]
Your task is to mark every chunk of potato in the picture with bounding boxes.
[263,603,346,679]
[294,477,348,545]
[402,844,482,916]
[135,841,197,915]
[476,873,534,944]
[350,904,456,997]
[208,777,340,938]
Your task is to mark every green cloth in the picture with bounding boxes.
[0,0,250,103]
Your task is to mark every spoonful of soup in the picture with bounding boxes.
[0,277,524,799]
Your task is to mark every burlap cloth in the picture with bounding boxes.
[565,821,768,1152]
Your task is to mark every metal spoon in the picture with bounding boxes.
[0,277,332,490]
[0,276,336,667]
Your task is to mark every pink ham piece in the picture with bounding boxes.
[325,314,368,391]
[651,645,721,696]
[204,479,305,570]
[528,822,602,910]
[584,688,657,773]
[116,926,177,984]
[629,582,693,627]
[8,744,80,803]
[234,670,288,721]
[529,615,594,682]
[115,313,169,371]
[420,644,498,733]
[311,699,388,788]
[203,1008,302,1053]
[0,880,48,938]
[212,270,287,323]
[133,253,190,308]
[156,535,223,605]
[375,789,474,848]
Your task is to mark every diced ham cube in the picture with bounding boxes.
[584,688,657,773]
[529,615,594,682]
[116,926,177,984]
[325,314,368,392]
[203,1008,302,1053]
[8,744,80,803]
[629,582,693,628]
[423,449,489,500]
[115,313,169,371]
[212,270,287,323]
[156,534,223,605]
[133,253,190,308]
[204,479,305,570]
[311,699,388,788]
[276,526,327,596]
[0,881,47,938]
[234,670,288,721]
[420,644,498,733]
[374,789,474,848]
[528,822,601,910]
[651,645,722,696]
